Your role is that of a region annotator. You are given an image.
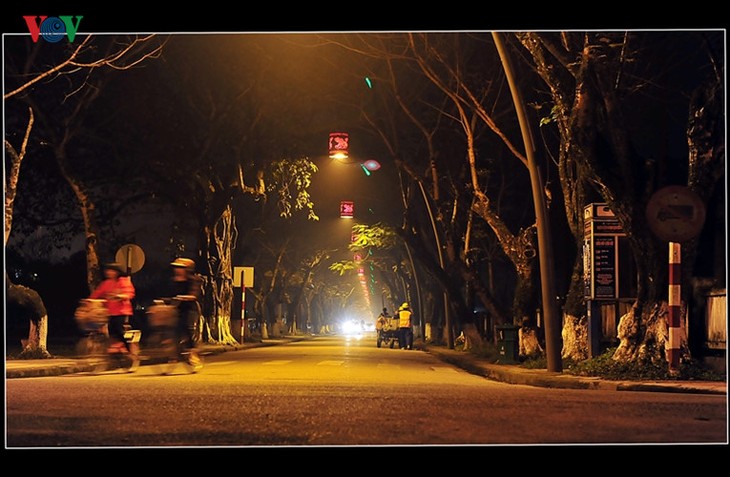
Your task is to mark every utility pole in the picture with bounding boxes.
[492,32,562,372]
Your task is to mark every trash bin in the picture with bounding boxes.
[495,324,519,364]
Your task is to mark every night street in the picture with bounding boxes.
[3,18,726,459]
[6,335,727,448]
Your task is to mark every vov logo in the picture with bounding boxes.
[23,16,83,43]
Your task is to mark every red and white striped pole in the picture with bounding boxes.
[667,242,682,374]
[240,269,246,344]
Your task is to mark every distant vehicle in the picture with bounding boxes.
[341,318,375,336]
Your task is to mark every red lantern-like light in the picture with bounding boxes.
[329,132,349,160]
[340,200,354,218]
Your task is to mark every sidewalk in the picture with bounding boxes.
[4,337,290,379]
[5,336,727,395]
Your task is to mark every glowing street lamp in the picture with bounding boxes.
[340,200,354,219]
[362,159,380,171]
[329,132,349,161]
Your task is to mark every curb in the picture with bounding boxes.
[422,345,727,395]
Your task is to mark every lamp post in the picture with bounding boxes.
[492,32,562,372]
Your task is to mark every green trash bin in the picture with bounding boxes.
[495,324,519,364]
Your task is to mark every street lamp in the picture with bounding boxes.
[329,132,349,161]
[340,200,354,219]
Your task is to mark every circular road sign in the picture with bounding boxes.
[646,186,706,242]
[115,244,145,274]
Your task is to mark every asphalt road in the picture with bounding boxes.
[6,335,727,448]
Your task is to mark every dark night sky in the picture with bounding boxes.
[4,30,404,260]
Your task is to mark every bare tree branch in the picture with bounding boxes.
[4,35,166,100]
[4,107,34,245]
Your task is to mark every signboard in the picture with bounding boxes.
[583,204,625,300]
[115,244,145,274]
[646,185,706,242]
[593,236,617,299]
[233,267,254,288]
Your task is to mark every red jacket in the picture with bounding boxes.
[90,276,135,316]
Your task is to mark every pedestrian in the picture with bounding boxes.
[90,262,135,353]
[170,257,203,367]
[397,302,413,350]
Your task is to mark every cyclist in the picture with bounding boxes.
[170,257,203,368]
[90,262,135,354]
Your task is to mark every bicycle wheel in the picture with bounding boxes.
[75,336,94,358]
[180,349,203,374]
[81,334,110,374]
[158,335,180,375]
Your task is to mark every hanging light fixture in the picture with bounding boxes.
[340,200,354,218]
[329,132,349,160]
[362,159,380,171]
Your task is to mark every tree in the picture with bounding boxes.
[4,34,165,356]
[515,31,724,367]
[5,107,51,357]
[87,35,325,345]
[337,33,545,350]
[288,249,330,334]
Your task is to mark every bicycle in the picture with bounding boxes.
[145,298,203,375]
[74,298,142,374]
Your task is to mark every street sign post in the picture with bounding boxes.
[646,186,706,374]
[646,185,706,243]
[233,266,254,343]
[115,244,145,275]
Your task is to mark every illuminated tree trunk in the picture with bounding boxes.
[6,277,51,359]
[5,108,50,358]
[201,204,239,345]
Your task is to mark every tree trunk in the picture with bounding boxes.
[7,279,51,359]
[614,301,690,365]
[5,107,34,244]
[200,204,239,345]
[458,323,484,351]
[56,149,102,291]
[471,194,539,324]
[5,108,52,359]
[561,314,589,361]
[519,325,544,358]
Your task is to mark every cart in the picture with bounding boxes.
[376,317,400,348]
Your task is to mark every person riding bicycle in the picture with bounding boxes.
[90,262,135,354]
[170,257,203,366]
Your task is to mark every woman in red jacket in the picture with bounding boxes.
[90,262,136,352]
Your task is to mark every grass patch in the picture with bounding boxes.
[521,347,725,381]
